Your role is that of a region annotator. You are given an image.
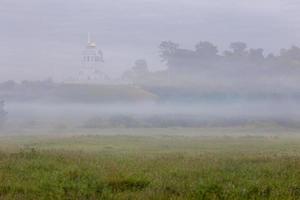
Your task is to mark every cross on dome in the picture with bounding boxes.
[87,32,97,48]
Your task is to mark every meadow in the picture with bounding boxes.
[1,127,300,199]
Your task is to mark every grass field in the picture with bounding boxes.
[1,127,300,199]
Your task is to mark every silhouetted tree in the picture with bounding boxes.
[0,80,16,90]
[248,48,264,62]
[280,46,300,62]
[160,41,202,71]
[122,59,150,83]
[156,40,300,80]
[223,42,248,61]
[230,42,247,55]
[195,41,218,58]
[132,59,149,76]
[159,41,179,63]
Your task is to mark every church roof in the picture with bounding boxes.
[87,42,97,48]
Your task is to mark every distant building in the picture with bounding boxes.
[68,33,110,84]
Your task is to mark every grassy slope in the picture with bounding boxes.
[1,129,300,199]
[0,84,158,103]
[49,84,158,103]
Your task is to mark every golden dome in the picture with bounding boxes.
[87,42,97,48]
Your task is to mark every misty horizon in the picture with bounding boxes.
[1,0,300,81]
[1,0,300,130]
[2,2,300,199]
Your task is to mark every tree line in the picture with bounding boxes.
[159,41,300,71]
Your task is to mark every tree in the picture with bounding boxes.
[248,48,264,62]
[0,80,16,90]
[132,59,149,76]
[122,59,149,83]
[224,42,248,60]
[280,46,300,61]
[159,41,179,62]
[279,46,300,67]
[230,42,247,53]
[195,41,218,57]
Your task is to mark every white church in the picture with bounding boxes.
[67,34,110,84]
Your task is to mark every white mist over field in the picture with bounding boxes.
[0,0,300,133]
[2,2,300,199]
[3,99,299,131]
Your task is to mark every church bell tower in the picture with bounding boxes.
[77,33,108,83]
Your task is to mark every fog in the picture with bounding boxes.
[1,0,300,81]
[2,99,300,132]
[1,0,300,133]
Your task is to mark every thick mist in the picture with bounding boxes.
[1,0,300,134]
[1,0,300,81]
[2,2,300,199]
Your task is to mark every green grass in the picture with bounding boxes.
[1,130,300,199]
[52,84,157,103]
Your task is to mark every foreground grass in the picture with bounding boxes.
[1,132,300,199]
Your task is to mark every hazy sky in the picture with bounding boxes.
[0,0,299,81]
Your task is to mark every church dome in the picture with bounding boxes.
[87,42,97,48]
